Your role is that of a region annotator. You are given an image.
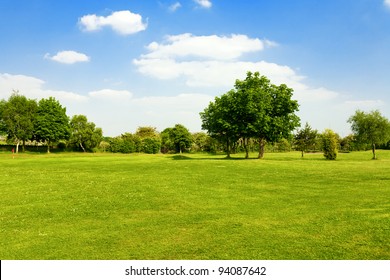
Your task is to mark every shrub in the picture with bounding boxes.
[322,129,338,160]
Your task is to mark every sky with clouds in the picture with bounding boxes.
[1,0,390,136]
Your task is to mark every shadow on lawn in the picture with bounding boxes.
[170,153,328,161]
[171,154,268,161]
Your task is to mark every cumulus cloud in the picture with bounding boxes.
[133,33,304,89]
[79,10,147,35]
[142,33,270,61]
[194,0,212,8]
[0,73,87,102]
[44,51,90,64]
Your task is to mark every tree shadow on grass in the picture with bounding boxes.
[169,153,331,162]
[170,154,260,161]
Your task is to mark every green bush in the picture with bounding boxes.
[322,129,338,160]
[141,137,161,154]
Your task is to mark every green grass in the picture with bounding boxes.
[1,151,390,260]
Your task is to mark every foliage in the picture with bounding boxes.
[1,92,37,152]
[0,99,7,135]
[322,129,338,160]
[161,124,192,153]
[294,122,318,157]
[348,110,390,159]
[108,133,140,153]
[33,97,70,153]
[69,115,103,152]
[190,132,218,153]
[200,92,239,157]
[136,126,161,154]
[200,71,300,159]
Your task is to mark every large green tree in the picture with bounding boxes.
[200,72,300,159]
[348,110,390,159]
[1,92,37,153]
[34,97,70,153]
[69,115,103,152]
[200,92,239,158]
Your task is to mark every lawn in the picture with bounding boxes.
[1,151,389,260]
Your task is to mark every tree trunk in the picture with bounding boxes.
[22,139,26,152]
[301,150,304,158]
[47,140,51,153]
[80,142,86,152]
[226,138,231,158]
[16,141,20,154]
[372,143,376,160]
[243,137,249,159]
[257,138,266,159]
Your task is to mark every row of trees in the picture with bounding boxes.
[2,71,390,159]
[0,92,102,153]
[200,72,390,160]
[294,110,390,160]
[102,124,194,154]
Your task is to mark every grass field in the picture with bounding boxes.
[1,151,389,260]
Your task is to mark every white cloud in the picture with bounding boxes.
[79,10,147,35]
[385,0,390,9]
[194,0,212,8]
[89,89,133,100]
[0,73,87,102]
[142,33,270,61]
[169,2,182,12]
[44,51,90,64]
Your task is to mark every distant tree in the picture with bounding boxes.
[1,92,37,152]
[192,132,211,152]
[0,99,7,134]
[34,97,70,153]
[135,126,159,138]
[171,124,192,153]
[136,126,161,154]
[294,122,318,157]
[340,134,355,152]
[161,124,192,154]
[322,129,338,160]
[98,141,110,152]
[69,115,103,152]
[160,128,175,153]
[348,110,390,159]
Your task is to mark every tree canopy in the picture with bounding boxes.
[294,122,318,157]
[34,97,70,153]
[1,92,37,152]
[69,115,103,152]
[348,110,390,159]
[200,71,300,158]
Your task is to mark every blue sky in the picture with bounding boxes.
[1,0,390,136]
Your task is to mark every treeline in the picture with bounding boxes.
[0,92,102,153]
[2,71,390,159]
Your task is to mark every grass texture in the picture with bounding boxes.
[1,151,389,259]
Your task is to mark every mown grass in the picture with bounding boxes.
[1,151,389,259]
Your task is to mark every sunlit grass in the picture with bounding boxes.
[1,151,389,259]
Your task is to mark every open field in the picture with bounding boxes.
[1,151,389,260]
